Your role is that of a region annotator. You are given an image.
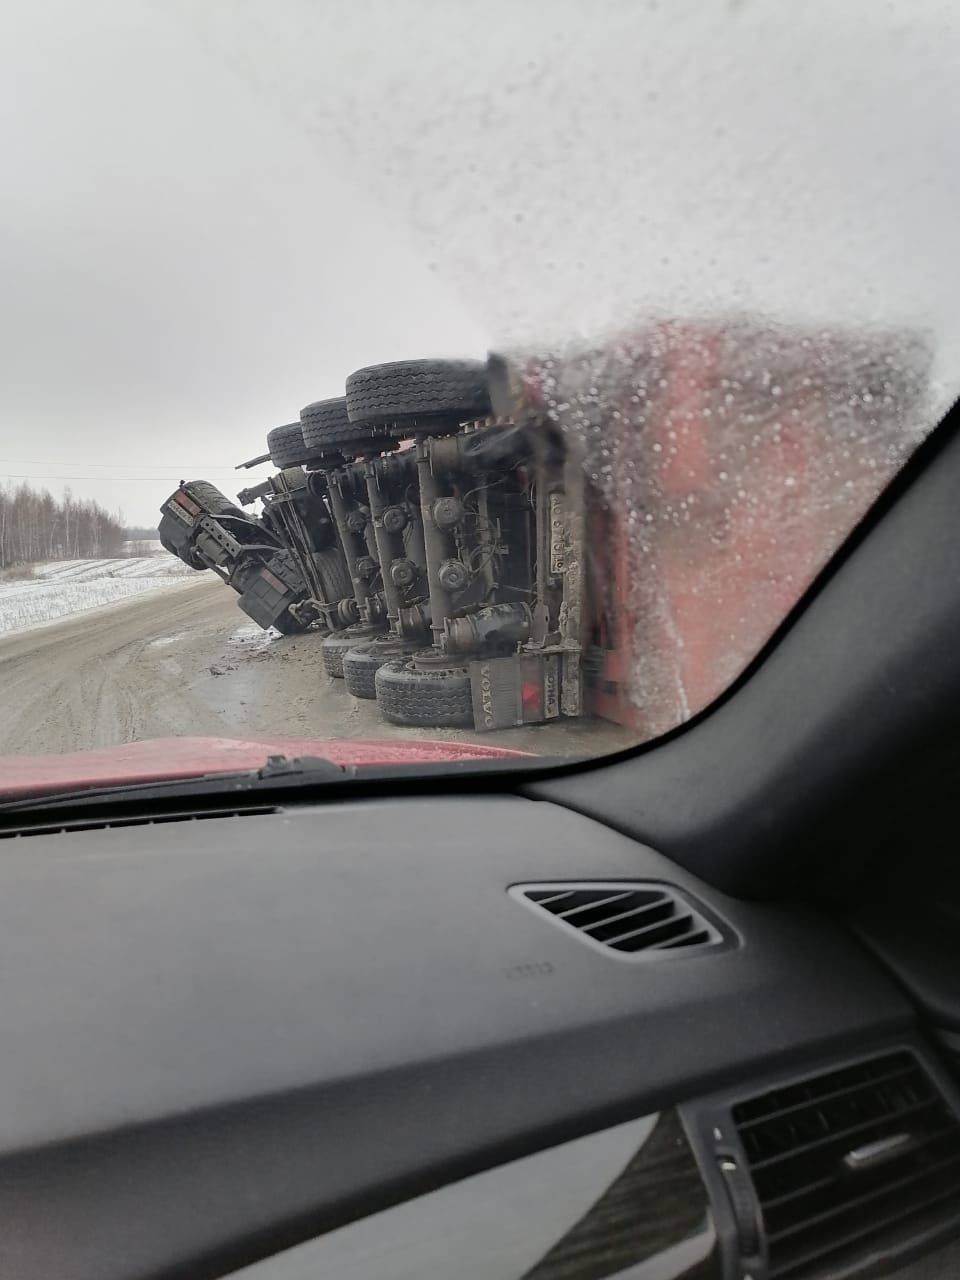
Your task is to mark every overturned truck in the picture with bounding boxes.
[161,358,584,730]
[160,322,930,737]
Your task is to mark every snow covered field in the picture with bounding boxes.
[0,555,198,634]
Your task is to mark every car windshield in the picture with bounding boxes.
[0,1,956,789]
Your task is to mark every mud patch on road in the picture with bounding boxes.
[227,621,292,659]
[0,580,638,758]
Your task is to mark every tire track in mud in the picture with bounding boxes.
[0,581,233,755]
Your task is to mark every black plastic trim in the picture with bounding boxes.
[682,1037,960,1280]
[0,797,911,1279]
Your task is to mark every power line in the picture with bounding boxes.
[0,472,269,482]
[0,460,259,470]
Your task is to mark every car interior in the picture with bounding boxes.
[0,395,957,1280]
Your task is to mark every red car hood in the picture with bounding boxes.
[0,736,534,799]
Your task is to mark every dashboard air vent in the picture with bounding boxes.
[733,1050,960,1279]
[511,882,726,958]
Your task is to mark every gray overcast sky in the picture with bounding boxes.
[0,1,487,523]
[2,1,958,524]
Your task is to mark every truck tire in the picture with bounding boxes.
[267,422,312,469]
[300,397,379,457]
[345,360,490,433]
[321,631,359,679]
[342,645,391,699]
[182,480,244,517]
[313,546,352,605]
[374,659,473,727]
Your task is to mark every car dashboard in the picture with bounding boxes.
[0,795,957,1280]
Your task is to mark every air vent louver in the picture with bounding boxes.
[733,1050,960,1279]
[511,882,726,958]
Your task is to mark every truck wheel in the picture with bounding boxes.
[300,396,384,458]
[267,422,312,469]
[374,660,473,727]
[181,480,244,517]
[345,360,490,434]
[342,645,392,699]
[314,546,352,605]
[321,632,360,679]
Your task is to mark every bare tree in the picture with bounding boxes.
[0,481,126,568]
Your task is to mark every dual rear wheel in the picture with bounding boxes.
[317,359,488,725]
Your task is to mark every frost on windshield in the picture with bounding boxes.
[493,316,931,737]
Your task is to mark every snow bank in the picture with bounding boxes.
[0,555,196,634]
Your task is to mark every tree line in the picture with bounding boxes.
[0,482,127,568]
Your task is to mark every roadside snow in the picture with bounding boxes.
[0,556,198,635]
[31,556,189,583]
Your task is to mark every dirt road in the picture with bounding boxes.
[0,580,635,758]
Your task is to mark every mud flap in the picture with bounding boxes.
[468,654,561,731]
[158,494,198,555]
[237,562,304,631]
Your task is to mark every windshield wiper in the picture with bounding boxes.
[0,754,347,814]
